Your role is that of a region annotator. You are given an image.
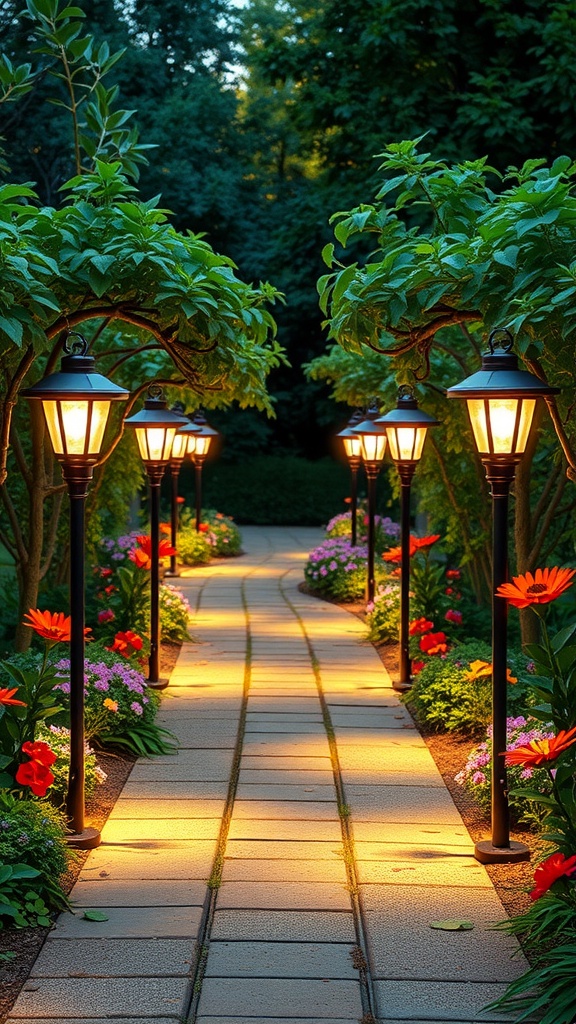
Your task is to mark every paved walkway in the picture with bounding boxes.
[9,527,528,1024]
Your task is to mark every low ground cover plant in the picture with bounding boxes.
[304,536,372,601]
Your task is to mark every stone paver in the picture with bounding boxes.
[8,527,529,1024]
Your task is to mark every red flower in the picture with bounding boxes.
[129,535,177,570]
[15,760,54,797]
[23,609,91,643]
[496,567,576,609]
[103,584,117,596]
[413,534,441,551]
[0,687,26,707]
[505,726,576,767]
[445,609,463,625]
[383,534,440,564]
[419,631,448,656]
[344,497,352,505]
[98,608,115,624]
[129,547,151,570]
[530,852,576,901]
[411,660,425,675]
[176,496,185,504]
[199,523,209,533]
[107,630,144,658]
[409,618,434,636]
[21,740,57,767]
[446,569,461,580]
[99,568,113,579]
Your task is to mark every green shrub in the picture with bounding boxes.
[365,582,401,642]
[0,794,69,880]
[181,456,391,525]
[404,641,534,735]
[35,723,107,805]
[159,584,192,642]
[304,537,369,601]
[176,528,213,566]
[201,509,242,556]
[51,645,176,757]
[455,715,553,827]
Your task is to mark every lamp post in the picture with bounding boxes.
[377,387,439,691]
[164,410,190,578]
[188,411,219,532]
[125,386,188,689]
[447,327,558,864]
[337,409,363,546]
[353,401,388,604]
[22,332,128,849]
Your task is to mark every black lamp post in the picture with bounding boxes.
[353,401,388,604]
[164,410,190,578]
[447,327,558,864]
[22,332,128,849]
[377,387,439,691]
[337,409,363,546]
[188,411,219,533]
[125,386,188,689]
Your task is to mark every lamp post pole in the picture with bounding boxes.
[125,386,188,690]
[377,387,439,691]
[447,327,558,864]
[22,332,128,848]
[398,462,415,686]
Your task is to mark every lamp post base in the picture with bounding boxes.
[474,839,530,864]
[163,569,181,578]
[392,677,412,693]
[66,826,101,851]
[147,677,170,690]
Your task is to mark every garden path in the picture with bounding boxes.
[8,526,528,1024]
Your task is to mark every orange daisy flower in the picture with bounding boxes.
[464,659,492,682]
[505,725,576,767]
[413,534,441,551]
[107,630,144,659]
[496,567,576,609]
[0,687,26,707]
[130,535,177,570]
[530,852,576,901]
[23,609,92,644]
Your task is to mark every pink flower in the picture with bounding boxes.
[445,609,462,625]
[98,609,115,624]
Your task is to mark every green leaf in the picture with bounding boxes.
[82,909,109,922]
[430,919,474,931]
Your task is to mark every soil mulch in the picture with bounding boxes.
[0,641,181,1024]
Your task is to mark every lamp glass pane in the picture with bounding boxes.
[515,399,536,453]
[411,426,427,461]
[467,399,490,453]
[342,435,361,458]
[171,432,189,460]
[161,427,177,461]
[194,435,211,456]
[42,401,65,454]
[52,400,95,456]
[186,434,197,455]
[87,401,110,454]
[488,398,520,454]
[360,432,386,463]
[135,427,151,461]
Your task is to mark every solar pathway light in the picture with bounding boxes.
[376,386,438,691]
[22,331,128,848]
[124,385,188,688]
[164,402,190,578]
[336,409,364,546]
[352,400,388,604]
[447,326,559,864]
[187,410,219,532]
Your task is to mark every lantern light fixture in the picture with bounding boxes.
[447,327,559,864]
[352,401,388,603]
[124,386,188,686]
[187,411,220,532]
[376,387,439,690]
[22,332,128,849]
[336,409,364,546]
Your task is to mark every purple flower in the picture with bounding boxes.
[130,702,143,715]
